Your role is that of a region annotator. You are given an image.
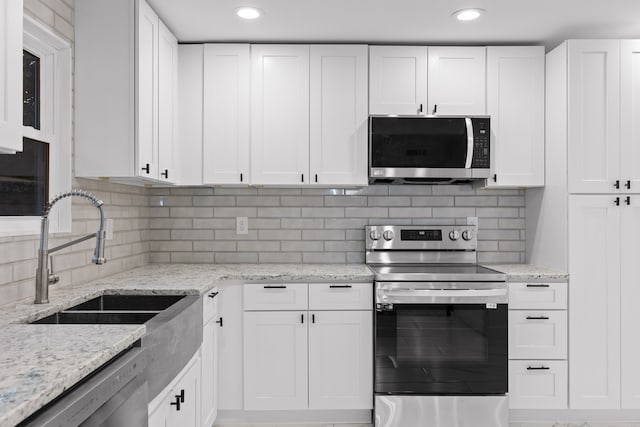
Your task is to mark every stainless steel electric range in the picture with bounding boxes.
[366,224,508,427]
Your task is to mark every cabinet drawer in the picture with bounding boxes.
[509,282,567,309]
[509,360,567,409]
[203,286,219,324]
[244,283,308,311]
[509,311,567,359]
[308,283,372,310]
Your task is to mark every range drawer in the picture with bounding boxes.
[244,283,308,311]
[509,360,568,409]
[509,310,567,359]
[308,283,373,310]
[509,282,567,310]
[203,286,219,324]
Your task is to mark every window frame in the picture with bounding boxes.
[0,15,72,237]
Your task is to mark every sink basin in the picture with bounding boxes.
[65,295,185,311]
[32,311,159,324]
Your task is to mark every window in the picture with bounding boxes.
[0,15,71,236]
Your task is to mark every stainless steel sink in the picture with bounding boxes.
[29,293,203,401]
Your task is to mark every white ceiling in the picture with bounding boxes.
[148,0,640,50]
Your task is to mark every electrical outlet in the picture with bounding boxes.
[105,218,114,240]
[236,217,248,235]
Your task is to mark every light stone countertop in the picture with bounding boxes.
[0,263,373,426]
[484,264,569,282]
[0,324,145,427]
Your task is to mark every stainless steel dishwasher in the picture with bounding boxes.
[18,343,148,427]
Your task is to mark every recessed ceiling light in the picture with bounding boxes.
[452,8,484,21]
[236,7,261,20]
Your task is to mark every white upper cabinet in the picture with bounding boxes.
[157,20,178,183]
[620,40,640,193]
[427,47,486,115]
[568,40,621,194]
[486,46,545,187]
[369,46,428,115]
[310,45,368,186]
[0,0,22,154]
[569,195,621,409]
[203,44,250,185]
[76,0,178,183]
[251,45,310,185]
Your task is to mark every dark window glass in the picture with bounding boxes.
[23,50,40,129]
[0,138,49,216]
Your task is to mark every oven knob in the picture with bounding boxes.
[449,230,460,241]
[383,230,395,241]
[369,230,381,240]
[462,229,474,241]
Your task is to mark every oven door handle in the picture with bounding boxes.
[465,117,474,168]
[377,288,508,304]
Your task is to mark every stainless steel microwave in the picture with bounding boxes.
[369,116,491,184]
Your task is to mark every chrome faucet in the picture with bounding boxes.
[35,190,107,304]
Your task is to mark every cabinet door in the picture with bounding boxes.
[136,0,159,179]
[569,195,621,409]
[244,311,308,410]
[310,45,368,186]
[568,40,621,194]
[157,20,177,183]
[369,46,428,115]
[428,47,486,115]
[251,45,309,185]
[308,311,373,410]
[201,318,218,427]
[621,196,640,408]
[508,310,567,359]
[0,0,23,153]
[218,283,243,410]
[167,355,201,427]
[486,46,544,187]
[620,40,640,193]
[177,44,203,185]
[509,360,568,409]
[203,44,250,185]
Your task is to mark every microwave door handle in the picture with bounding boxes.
[465,117,474,169]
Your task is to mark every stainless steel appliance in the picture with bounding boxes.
[366,225,508,427]
[369,116,491,184]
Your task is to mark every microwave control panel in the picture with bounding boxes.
[471,118,490,169]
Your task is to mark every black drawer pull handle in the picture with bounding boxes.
[312,314,315,323]
[216,317,223,327]
[626,180,632,189]
[527,366,550,370]
[526,284,550,288]
[208,292,219,299]
[161,169,169,179]
[329,285,352,289]
[170,397,181,411]
[615,180,621,189]
[141,163,150,174]
[263,285,286,289]
[526,316,550,320]
[301,313,304,324]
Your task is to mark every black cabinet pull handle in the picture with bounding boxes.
[301,173,304,183]
[493,174,497,182]
[329,285,352,289]
[615,197,620,206]
[170,396,181,411]
[216,317,223,327]
[626,180,632,190]
[433,104,438,115]
[527,366,550,370]
[301,313,304,324]
[526,284,550,288]
[240,173,243,182]
[615,180,621,189]
[161,169,168,179]
[626,196,631,206]
[208,291,219,299]
[141,163,150,174]
[263,285,286,289]
[419,104,423,113]
[177,389,185,403]
[312,314,315,323]
[526,316,550,320]
[315,174,318,183]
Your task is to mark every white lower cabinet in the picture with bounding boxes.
[242,282,373,412]
[509,360,568,409]
[217,283,244,411]
[244,311,309,410]
[201,288,219,427]
[308,310,372,409]
[149,352,202,427]
[508,281,568,409]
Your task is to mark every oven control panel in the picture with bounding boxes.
[366,225,477,251]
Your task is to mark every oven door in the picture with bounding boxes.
[375,297,507,395]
